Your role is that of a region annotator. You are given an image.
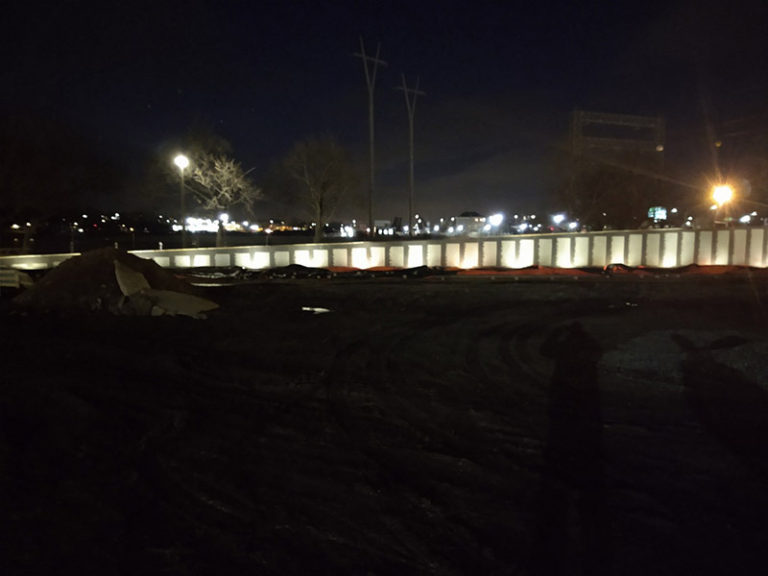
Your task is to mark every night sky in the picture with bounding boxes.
[2,0,767,222]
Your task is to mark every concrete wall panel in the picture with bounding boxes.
[679,232,695,265]
[427,244,442,266]
[445,243,461,267]
[592,236,607,267]
[462,242,479,268]
[482,241,498,267]
[627,235,643,266]
[732,230,748,266]
[407,244,425,268]
[573,236,590,268]
[661,232,679,268]
[749,229,765,267]
[714,230,731,265]
[609,236,625,265]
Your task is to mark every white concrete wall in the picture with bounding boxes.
[4,228,768,272]
[131,229,768,271]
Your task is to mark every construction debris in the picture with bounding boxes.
[12,247,217,318]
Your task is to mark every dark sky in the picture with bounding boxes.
[2,0,767,221]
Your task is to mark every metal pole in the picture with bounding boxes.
[368,80,375,235]
[180,168,187,249]
[407,89,414,237]
[396,75,425,236]
[355,38,387,236]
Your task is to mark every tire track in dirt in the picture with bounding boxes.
[317,308,560,573]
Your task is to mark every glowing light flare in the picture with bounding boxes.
[174,154,190,170]
[712,184,733,207]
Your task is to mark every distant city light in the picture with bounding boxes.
[488,213,504,227]
[552,213,566,225]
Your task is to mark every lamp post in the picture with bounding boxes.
[712,184,733,227]
[174,154,190,248]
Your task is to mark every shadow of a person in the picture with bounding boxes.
[532,321,609,575]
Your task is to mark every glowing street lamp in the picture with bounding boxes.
[712,184,733,207]
[712,183,734,228]
[174,154,190,248]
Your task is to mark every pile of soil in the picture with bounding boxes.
[12,247,199,314]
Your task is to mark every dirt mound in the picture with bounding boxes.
[13,247,199,314]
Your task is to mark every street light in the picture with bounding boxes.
[712,184,733,207]
[174,154,190,248]
[712,183,733,228]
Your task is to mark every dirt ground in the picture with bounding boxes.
[2,260,768,574]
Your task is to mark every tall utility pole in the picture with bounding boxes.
[396,74,425,236]
[354,38,387,235]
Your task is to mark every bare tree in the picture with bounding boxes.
[189,154,261,246]
[283,136,356,242]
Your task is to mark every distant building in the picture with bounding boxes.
[453,211,486,235]
[569,110,667,229]
[571,110,665,162]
